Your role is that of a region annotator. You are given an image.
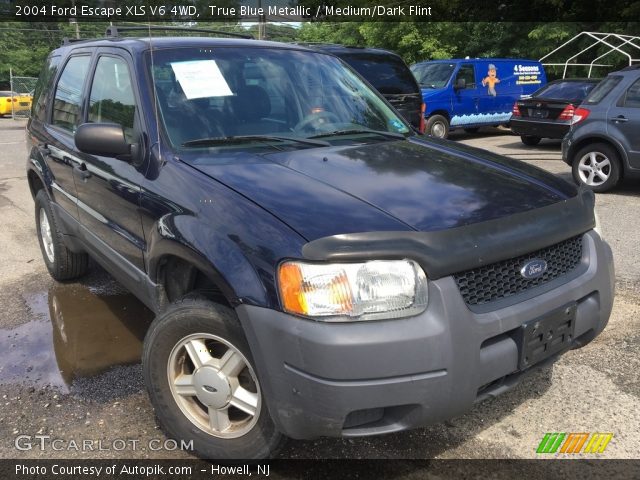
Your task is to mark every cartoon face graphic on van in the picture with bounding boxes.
[482,64,500,96]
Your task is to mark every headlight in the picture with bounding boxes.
[277,259,428,322]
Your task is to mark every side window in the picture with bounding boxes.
[622,78,640,108]
[456,64,476,89]
[52,56,91,132]
[32,55,61,122]
[88,56,137,142]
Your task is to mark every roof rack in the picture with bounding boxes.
[621,64,640,71]
[105,25,253,40]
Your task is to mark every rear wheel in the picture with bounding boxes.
[35,190,88,281]
[143,296,282,459]
[520,135,541,146]
[571,143,621,193]
[425,114,449,139]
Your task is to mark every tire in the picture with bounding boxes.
[425,114,449,139]
[35,190,89,281]
[520,135,541,146]
[143,296,283,459]
[571,143,621,193]
[464,128,480,134]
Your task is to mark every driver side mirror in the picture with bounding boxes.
[75,123,137,162]
[455,78,466,90]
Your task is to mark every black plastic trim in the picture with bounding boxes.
[302,189,595,280]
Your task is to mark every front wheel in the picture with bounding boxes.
[571,143,621,193]
[143,296,282,459]
[425,114,450,139]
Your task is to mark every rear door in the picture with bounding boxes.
[607,77,640,169]
[73,50,147,271]
[44,53,93,220]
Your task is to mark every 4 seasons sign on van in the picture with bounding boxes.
[514,64,542,85]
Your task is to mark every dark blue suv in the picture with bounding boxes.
[27,30,614,459]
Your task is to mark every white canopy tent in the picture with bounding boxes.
[540,32,640,78]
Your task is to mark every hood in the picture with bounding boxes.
[184,138,575,241]
[420,87,447,99]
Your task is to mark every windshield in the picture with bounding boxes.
[533,81,597,101]
[411,63,455,89]
[147,47,410,149]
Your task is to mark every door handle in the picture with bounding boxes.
[74,163,91,180]
[609,116,628,123]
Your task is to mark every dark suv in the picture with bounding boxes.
[27,29,614,460]
[301,43,425,133]
[563,66,640,192]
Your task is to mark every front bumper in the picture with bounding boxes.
[511,118,570,139]
[236,231,614,440]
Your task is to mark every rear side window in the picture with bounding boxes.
[52,56,91,132]
[88,56,137,142]
[339,53,419,95]
[621,78,640,108]
[583,76,622,105]
[32,55,61,122]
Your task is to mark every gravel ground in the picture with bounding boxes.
[1,119,639,463]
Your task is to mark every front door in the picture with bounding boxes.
[73,52,147,271]
[451,63,479,128]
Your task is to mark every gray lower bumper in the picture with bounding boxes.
[236,231,614,440]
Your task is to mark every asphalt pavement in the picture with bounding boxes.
[0,119,638,463]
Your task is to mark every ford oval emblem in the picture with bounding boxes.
[520,259,548,279]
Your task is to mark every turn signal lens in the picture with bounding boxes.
[278,260,428,322]
[558,104,575,121]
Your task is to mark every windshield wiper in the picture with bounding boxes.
[308,129,406,140]
[182,135,329,148]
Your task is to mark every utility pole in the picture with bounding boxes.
[257,0,265,40]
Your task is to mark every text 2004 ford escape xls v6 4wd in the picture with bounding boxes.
[26,30,614,459]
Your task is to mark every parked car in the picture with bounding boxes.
[27,30,614,459]
[0,90,32,116]
[300,43,425,133]
[511,78,600,145]
[411,58,547,138]
[563,66,640,192]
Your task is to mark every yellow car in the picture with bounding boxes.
[0,91,32,116]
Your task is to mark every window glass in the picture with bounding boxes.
[52,56,91,132]
[456,64,476,89]
[88,56,137,142]
[622,78,640,108]
[32,55,61,122]
[148,47,410,149]
[533,81,597,101]
[339,53,419,95]
[583,76,622,105]
[411,63,455,89]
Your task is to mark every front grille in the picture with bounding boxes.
[454,235,583,306]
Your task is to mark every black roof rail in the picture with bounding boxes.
[61,37,94,46]
[621,64,640,71]
[105,25,253,40]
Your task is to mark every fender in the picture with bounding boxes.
[27,144,54,198]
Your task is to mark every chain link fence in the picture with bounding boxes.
[8,72,38,119]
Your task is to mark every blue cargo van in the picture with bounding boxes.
[410,58,547,138]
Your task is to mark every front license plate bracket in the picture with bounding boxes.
[516,303,577,370]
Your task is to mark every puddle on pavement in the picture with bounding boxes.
[0,282,153,392]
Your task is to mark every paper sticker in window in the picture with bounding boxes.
[170,60,233,99]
